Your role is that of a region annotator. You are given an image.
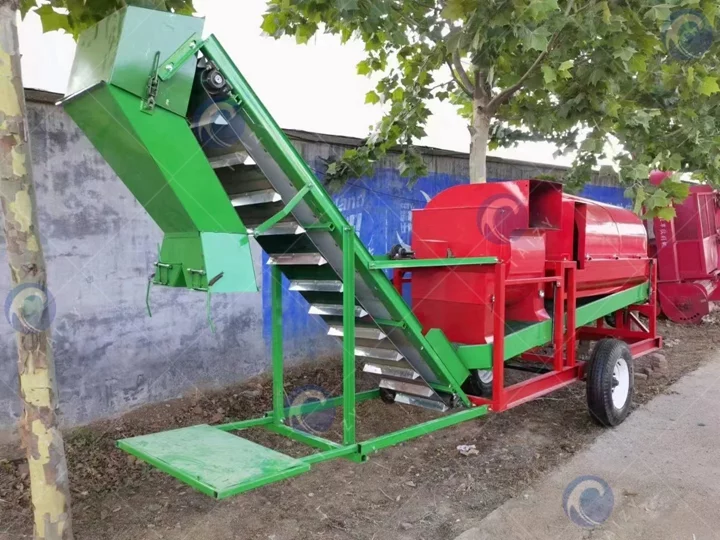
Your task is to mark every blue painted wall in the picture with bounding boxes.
[261,168,628,352]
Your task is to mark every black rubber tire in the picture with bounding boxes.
[586,338,634,427]
[462,370,493,398]
[379,387,396,404]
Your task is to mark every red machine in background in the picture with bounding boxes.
[649,171,720,323]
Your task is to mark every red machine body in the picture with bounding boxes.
[410,180,650,344]
[648,171,720,323]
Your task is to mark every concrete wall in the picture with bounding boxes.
[0,91,626,441]
[0,97,335,441]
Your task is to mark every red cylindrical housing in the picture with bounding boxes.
[410,180,649,345]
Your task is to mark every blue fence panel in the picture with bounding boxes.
[579,184,629,208]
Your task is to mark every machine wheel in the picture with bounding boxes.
[379,387,396,404]
[586,339,634,427]
[463,370,493,398]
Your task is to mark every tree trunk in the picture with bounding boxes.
[0,3,74,539]
[469,98,490,184]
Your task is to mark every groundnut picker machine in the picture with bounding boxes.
[61,7,662,499]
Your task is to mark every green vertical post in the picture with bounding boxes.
[271,265,284,423]
[342,227,356,445]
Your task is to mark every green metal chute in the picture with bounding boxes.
[62,7,256,293]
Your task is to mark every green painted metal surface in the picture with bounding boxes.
[369,256,497,270]
[342,227,357,445]
[117,425,309,498]
[63,54,256,292]
[424,328,471,390]
[66,6,203,116]
[271,266,284,424]
[457,282,650,369]
[267,423,341,452]
[201,233,256,292]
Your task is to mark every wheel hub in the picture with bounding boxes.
[611,358,630,409]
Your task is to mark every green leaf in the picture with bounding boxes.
[645,4,672,21]
[661,179,690,200]
[542,65,557,84]
[35,4,72,34]
[337,0,359,11]
[656,206,676,220]
[601,1,612,24]
[356,60,372,76]
[528,0,559,18]
[391,87,405,101]
[296,23,317,44]
[523,27,552,51]
[699,76,720,96]
[365,91,381,105]
[442,0,473,20]
[614,47,637,62]
[633,185,646,215]
[260,14,278,35]
[629,55,647,73]
[19,0,36,18]
[558,59,574,79]
[646,189,670,209]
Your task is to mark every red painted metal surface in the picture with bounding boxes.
[467,259,660,412]
[648,171,720,323]
[410,180,650,344]
[401,179,661,412]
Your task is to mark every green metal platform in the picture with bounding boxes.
[118,425,310,499]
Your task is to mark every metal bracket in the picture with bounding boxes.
[142,34,203,113]
[304,222,335,232]
[153,261,173,285]
[142,51,161,113]
[158,33,204,82]
[252,184,314,237]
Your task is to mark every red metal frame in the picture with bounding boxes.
[467,260,661,412]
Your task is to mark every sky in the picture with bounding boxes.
[17,0,573,166]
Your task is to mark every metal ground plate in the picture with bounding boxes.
[118,424,310,498]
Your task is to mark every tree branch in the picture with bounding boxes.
[429,79,456,91]
[486,0,576,113]
[447,55,473,97]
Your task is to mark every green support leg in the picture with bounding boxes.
[271,266,284,423]
[342,227,356,445]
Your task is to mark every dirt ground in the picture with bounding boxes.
[0,319,716,540]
